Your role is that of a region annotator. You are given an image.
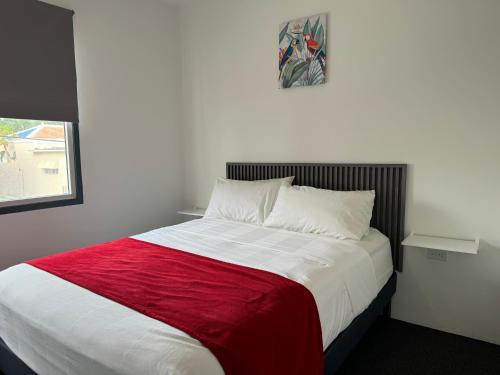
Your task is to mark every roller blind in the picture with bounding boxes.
[0,0,78,122]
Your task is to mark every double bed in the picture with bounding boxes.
[0,162,406,375]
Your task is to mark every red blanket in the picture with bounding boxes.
[27,238,323,375]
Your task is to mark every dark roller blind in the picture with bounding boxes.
[0,0,78,122]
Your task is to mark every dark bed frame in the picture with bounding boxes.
[0,162,407,375]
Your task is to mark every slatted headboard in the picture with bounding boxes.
[226,162,407,271]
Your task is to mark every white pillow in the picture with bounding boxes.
[263,186,375,240]
[204,177,294,224]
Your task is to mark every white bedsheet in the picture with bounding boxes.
[0,218,392,375]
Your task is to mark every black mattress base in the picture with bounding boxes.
[324,272,397,374]
[1,273,397,375]
[0,338,36,375]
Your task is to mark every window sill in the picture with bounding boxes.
[0,194,83,215]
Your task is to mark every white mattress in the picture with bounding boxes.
[0,218,392,375]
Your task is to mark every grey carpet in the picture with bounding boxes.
[337,317,500,375]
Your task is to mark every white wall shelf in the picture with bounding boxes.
[402,233,479,255]
[177,207,206,217]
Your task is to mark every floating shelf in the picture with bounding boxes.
[402,233,479,255]
[177,207,206,217]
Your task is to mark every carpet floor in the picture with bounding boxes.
[337,317,500,375]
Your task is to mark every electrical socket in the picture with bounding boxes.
[427,249,447,262]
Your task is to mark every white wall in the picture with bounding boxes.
[179,0,500,344]
[0,0,184,269]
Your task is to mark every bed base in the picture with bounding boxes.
[324,272,397,374]
[0,272,397,375]
[0,338,36,375]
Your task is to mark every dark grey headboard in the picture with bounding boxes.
[227,162,407,271]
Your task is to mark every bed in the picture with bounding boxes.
[0,162,407,375]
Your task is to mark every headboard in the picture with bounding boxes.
[226,162,407,271]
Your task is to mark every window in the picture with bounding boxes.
[0,1,81,215]
[0,118,82,214]
[43,169,60,175]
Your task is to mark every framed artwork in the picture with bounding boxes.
[278,13,327,89]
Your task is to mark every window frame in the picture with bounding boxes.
[0,122,83,215]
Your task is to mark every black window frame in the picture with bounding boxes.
[0,122,83,215]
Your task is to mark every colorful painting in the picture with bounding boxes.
[279,14,327,89]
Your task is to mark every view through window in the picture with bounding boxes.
[0,118,74,206]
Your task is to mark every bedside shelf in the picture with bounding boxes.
[402,233,479,255]
[177,207,206,217]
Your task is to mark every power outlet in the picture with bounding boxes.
[427,249,447,262]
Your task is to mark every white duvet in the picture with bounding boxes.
[0,218,392,375]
